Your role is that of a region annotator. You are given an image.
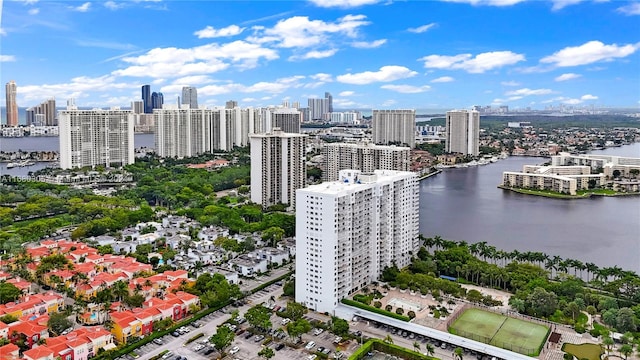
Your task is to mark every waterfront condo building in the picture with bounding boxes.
[372,109,416,148]
[322,142,410,181]
[58,107,134,169]
[295,169,419,313]
[445,110,480,156]
[5,80,19,127]
[249,129,307,210]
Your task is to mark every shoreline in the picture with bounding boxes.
[497,185,640,199]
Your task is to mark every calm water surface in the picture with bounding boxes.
[419,143,640,273]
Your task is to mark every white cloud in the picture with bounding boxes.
[420,51,525,73]
[289,49,337,61]
[554,73,582,81]
[407,23,437,33]
[337,65,418,84]
[18,75,137,104]
[507,96,523,101]
[505,88,553,96]
[617,2,640,15]
[441,0,526,6]
[381,99,397,107]
[351,39,387,48]
[550,0,584,11]
[309,0,380,8]
[72,2,91,12]
[381,84,431,93]
[310,73,333,82]
[194,25,245,39]
[104,1,125,10]
[112,40,279,78]
[540,41,639,67]
[0,28,6,36]
[431,76,454,83]
[581,94,598,100]
[339,91,355,96]
[501,80,520,86]
[28,8,40,15]
[0,55,16,62]
[247,14,370,49]
[541,94,597,105]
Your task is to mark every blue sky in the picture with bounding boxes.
[1,0,639,111]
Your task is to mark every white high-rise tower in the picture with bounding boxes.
[295,169,419,313]
[445,110,480,156]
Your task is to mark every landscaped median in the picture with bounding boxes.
[341,299,410,322]
[349,339,438,360]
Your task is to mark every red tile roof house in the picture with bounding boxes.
[22,345,55,360]
[8,320,49,349]
[0,343,20,360]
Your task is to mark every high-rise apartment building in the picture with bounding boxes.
[249,129,307,210]
[142,85,152,114]
[226,100,238,109]
[151,92,164,110]
[322,142,410,181]
[154,107,212,158]
[445,109,480,156]
[58,107,134,169]
[372,109,416,148]
[295,169,419,313]
[272,108,301,133]
[131,100,144,114]
[325,92,333,113]
[5,80,19,127]
[26,98,56,126]
[308,95,331,121]
[181,87,198,109]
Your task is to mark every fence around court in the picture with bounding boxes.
[446,301,551,356]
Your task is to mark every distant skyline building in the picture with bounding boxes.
[5,80,19,127]
[321,142,410,181]
[249,129,307,210]
[445,109,480,156]
[295,169,419,313]
[131,100,144,114]
[141,85,152,114]
[181,87,198,109]
[58,106,134,169]
[226,100,238,109]
[26,98,56,126]
[271,108,301,133]
[151,92,164,111]
[308,92,332,121]
[372,109,416,148]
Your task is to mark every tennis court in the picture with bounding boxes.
[449,308,549,356]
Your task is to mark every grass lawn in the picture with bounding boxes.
[490,318,550,356]
[449,308,549,356]
[562,343,603,360]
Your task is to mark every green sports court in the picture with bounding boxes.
[449,308,550,356]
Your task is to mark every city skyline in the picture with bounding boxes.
[1,1,639,110]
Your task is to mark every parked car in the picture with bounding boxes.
[153,339,163,345]
[313,328,324,336]
[275,343,285,351]
[229,346,240,354]
[305,341,316,350]
[254,335,265,342]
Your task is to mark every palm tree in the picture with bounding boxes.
[619,344,633,359]
[383,335,393,344]
[453,347,464,360]
[112,280,129,302]
[413,341,420,353]
[602,336,614,355]
[424,344,435,357]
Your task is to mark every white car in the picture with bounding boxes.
[305,341,316,350]
[313,328,324,336]
[229,346,240,354]
[281,318,291,325]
